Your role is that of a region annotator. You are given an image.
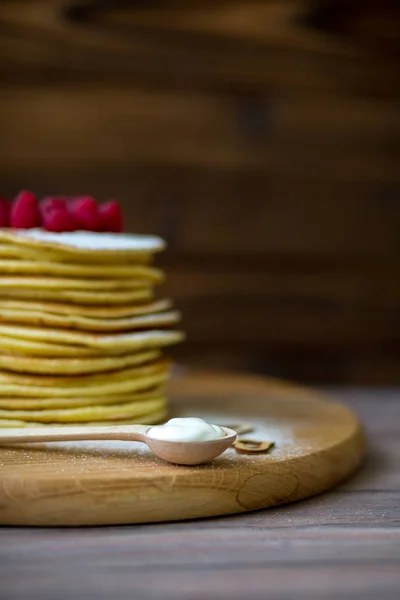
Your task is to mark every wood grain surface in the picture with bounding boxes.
[0,0,399,384]
[0,383,399,600]
[0,370,363,526]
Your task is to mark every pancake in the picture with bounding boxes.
[0,387,165,410]
[0,349,161,375]
[0,287,153,305]
[0,298,171,318]
[0,243,152,265]
[0,325,184,351]
[0,244,53,261]
[0,260,163,281]
[0,276,155,291]
[0,396,165,423]
[0,230,165,260]
[0,357,167,385]
[0,228,181,429]
[0,308,181,334]
[0,369,169,398]
[0,335,108,357]
[0,407,167,427]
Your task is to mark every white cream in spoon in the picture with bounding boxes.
[148,418,226,443]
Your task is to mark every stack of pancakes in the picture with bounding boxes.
[0,229,184,428]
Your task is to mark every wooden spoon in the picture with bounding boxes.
[0,424,237,466]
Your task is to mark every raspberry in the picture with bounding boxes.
[11,190,42,229]
[43,208,76,232]
[99,200,123,232]
[0,197,10,227]
[41,196,67,215]
[69,196,101,231]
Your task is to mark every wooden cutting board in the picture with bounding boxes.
[0,369,364,526]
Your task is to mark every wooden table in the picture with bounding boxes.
[1,385,399,600]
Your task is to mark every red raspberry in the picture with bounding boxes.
[69,196,101,231]
[41,196,67,215]
[43,208,76,232]
[0,197,11,227]
[11,190,42,229]
[98,200,123,232]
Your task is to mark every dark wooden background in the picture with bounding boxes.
[0,0,399,384]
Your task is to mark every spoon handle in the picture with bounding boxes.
[0,424,150,444]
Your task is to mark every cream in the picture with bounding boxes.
[148,417,226,443]
[9,229,165,252]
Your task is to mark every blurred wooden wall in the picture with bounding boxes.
[0,0,399,384]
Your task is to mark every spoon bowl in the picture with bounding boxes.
[0,424,237,466]
[146,426,237,465]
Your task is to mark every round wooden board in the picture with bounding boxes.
[0,370,364,526]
